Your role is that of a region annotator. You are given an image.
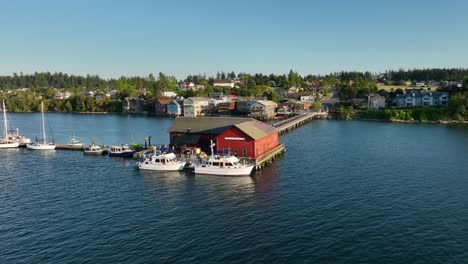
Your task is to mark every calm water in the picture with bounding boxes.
[1,114,467,263]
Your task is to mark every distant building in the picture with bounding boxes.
[209,93,229,106]
[54,92,64,100]
[179,82,197,91]
[155,99,171,115]
[167,100,184,116]
[249,100,278,118]
[213,80,235,88]
[236,99,257,114]
[277,102,295,115]
[395,91,449,107]
[183,97,209,117]
[368,94,386,109]
[123,97,146,113]
[162,91,177,98]
[300,95,314,102]
[218,101,236,114]
[287,86,301,94]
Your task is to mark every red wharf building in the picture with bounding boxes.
[169,117,279,159]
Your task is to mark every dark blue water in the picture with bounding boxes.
[1,114,467,263]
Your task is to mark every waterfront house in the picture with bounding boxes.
[123,97,147,113]
[277,102,295,115]
[167,100,184,116]
[395,91,449,107]
[155,99,171,116]
[236,99,257,114]
[169,117,279,159]
[368,94,386,109]
[218,101,236,114]
[183,97,209,117]
[208,93,229,107]
[249,100,278,118]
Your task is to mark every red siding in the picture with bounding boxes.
[253,132,279,157]
[216,127,279,158]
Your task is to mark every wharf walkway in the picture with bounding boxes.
[273,111,328,135]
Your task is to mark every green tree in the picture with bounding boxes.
[117,77,136,98]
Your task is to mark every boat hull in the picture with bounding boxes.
[137,161,186,171]
[194,165,254,176]
[0,142,20,148]
[26,143,56,150]
[108,151,135,158]
[84,150,104,155]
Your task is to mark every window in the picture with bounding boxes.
[233,150,238,157]
[242,149,247,157]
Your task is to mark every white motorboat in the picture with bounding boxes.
[27,101,56,150]
[137,152,186,171]
[84,144,104,155]
[67,135,83,147]
[194,141,254,176]
[0,100,19,149]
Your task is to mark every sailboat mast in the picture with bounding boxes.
[2,100,7,138]
[41,101,47,144]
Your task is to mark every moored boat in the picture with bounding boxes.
[84,143,104,155]
[26,101,56,150]
[67,134,83,147]
[194,141,254,176]
[137,152,186,171]
[108,145,135,157]
[8,128,31,145]
[0,100,20,149]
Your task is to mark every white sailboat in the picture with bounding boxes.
[26,101,56,150]
[0,100,20,148]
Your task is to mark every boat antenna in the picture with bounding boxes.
[210,140,215,159]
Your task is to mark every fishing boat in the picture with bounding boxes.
[0,100,19,149]
[137,152,186,171]
[193,140,254,176]
[84,140,104,155]
[26,101,56,150]
[108,145,135,157]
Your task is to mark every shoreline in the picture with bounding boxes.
[358,118,468,125]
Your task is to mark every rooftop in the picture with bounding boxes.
[169,117,277,139]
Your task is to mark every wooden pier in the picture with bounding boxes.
[248,144,285,170]
[273,112,327,135]
[55,144,86,151]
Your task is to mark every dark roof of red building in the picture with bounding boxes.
[169,117,277,140]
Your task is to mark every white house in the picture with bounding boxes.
[213,80,235,88]
[300,95,314,102]
[162,91,177,98]
[183,97,210,117]
[249,100,278,118]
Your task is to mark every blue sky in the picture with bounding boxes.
[1,0,467,79]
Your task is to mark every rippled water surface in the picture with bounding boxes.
[1,114,467,263]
